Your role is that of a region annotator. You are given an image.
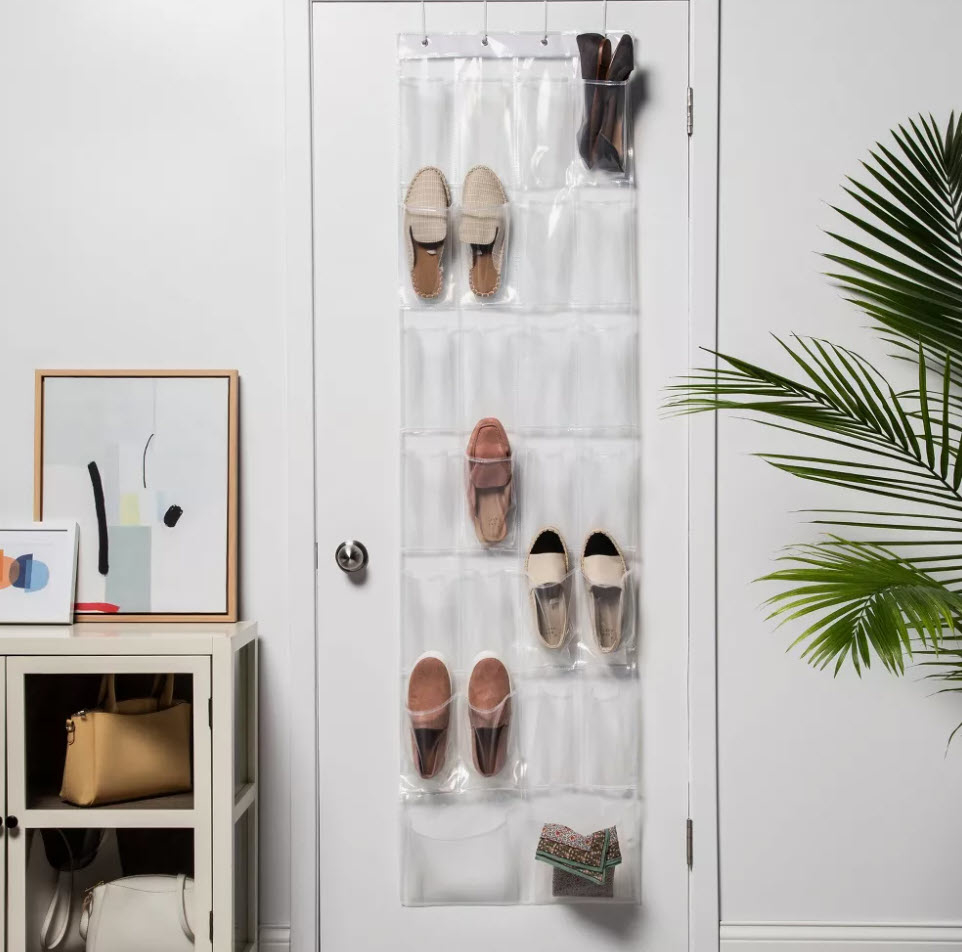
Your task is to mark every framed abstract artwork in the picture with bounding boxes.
[0,523,78,624]
[35,370,238,622]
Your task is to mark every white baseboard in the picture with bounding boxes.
[259,924,291,951]
[722,922,962,952]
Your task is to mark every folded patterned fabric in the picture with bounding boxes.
[535,823,622,886]
[553,865,614,898]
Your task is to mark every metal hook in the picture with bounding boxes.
[541,0,549,45]
[421,0,428,46]
[481,0,488,45]
[602,0,608,36]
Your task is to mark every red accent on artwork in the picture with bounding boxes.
[74,602,120,613]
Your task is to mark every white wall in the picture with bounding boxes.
[0,0,292,936]
[718,0,962,947]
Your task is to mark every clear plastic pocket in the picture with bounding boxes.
[460,312,520,432]
[464,454,516,550]
[458,202,515,306]
[581,677,641,789]
[456,79,517,188]
[401,561,460,672]
[572,191,636,308]
[573,79,632,185]
[521,680,579,789]
[519,315,579,429]
[519,440,580,562]
[578,564,636,666]
[402,313,460,432]
[523,568,578,669]
[401,689,460,796]
[399,204,456,308]
[460,567,523,670]
[525,792,641,903]
[462,690,520,791]
[578,313,639,430]
[399,78,456,187]
[402,436,462,552]
[518,77,577,189]
[515,194,575,307]
[579,439,640,552]
[401,799,522,905]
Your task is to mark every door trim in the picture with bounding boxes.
[284,1,320,951]
[688,0,721,949]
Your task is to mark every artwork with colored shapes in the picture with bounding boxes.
[37,373,237,620]
[0,524,78,624]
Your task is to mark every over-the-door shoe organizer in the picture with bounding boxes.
[398,32,640,906]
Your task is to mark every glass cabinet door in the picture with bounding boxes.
[6,655,212,952]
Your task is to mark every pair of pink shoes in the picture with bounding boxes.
[406,652,512,780]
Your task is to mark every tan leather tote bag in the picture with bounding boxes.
[60,674,192,807]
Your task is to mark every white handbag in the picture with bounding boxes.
[79,875,195,952]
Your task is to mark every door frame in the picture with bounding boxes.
[284,2,722,949]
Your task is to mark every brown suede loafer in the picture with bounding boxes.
[407,652,453,779]
[467,653,512,777]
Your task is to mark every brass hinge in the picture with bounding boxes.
[686,818,693,869]
[686,87,693,136]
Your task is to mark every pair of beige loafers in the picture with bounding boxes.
[525,528,628,653]
[406,652,512,780]
[403,165,508,299]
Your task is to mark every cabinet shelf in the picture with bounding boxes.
[25,790,196,828]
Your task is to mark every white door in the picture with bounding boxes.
[314,2,692,948]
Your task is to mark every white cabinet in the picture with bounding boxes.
[0,622,256,952]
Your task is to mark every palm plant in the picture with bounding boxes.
[667,112,962,723]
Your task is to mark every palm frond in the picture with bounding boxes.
[761,539,962,675]
[823,113,962,367]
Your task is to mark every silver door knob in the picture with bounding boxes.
[335,540,369,573]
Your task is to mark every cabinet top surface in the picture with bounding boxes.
[0,621,256,654]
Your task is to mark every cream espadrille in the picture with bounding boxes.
[403,167,452,299]
[459,165,508,297]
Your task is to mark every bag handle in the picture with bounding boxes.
[177,873,194,942]
[98,673,176,712]
[40,870,72,950]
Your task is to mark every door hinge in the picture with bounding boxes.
[208,697,213,730]
[209,911,214,942]
[686,817,693,869]
[686,87,693,136]
[314,541,319,571]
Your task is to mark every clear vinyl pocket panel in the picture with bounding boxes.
[401,799,522,905]
[573,80,632,185]
[398,32,641,905]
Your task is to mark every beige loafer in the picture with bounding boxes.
[406,652,453,779]
[459,165,508,297]
[403,167,452,299]
[525,528,571,649]
[467,653,512,777]
[581,530,627,653]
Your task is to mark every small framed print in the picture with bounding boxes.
[0,523,78,624]
[35,370,239,622]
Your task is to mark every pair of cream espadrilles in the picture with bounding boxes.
[403,165,508,299]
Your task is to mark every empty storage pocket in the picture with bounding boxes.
[571,190,636,308]
[521,679,579,788]
[519,315,580,429]
[402,435,462,552]
[460,312,520,431]
[580,677,641,789]
[402,314,460,431]
[517,77,577,189]
[578,313,639,430]
[399,78,457,188]
[401,799,521,905]
[515,194,575,307]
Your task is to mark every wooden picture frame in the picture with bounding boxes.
[35,370,238,623]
